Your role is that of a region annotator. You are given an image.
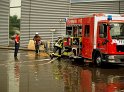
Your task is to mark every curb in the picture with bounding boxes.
[0,46,50,54]
[0,46,36,51]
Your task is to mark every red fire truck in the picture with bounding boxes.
[63,13,124,66]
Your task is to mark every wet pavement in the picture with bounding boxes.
[0,49,124,92]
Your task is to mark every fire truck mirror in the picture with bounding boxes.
[109,24,114,29]
[100,34,104,38]
[100,24,104,34]
[105,39,109,43]
[102,39,109,45]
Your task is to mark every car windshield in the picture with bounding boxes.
[110,23,124,39]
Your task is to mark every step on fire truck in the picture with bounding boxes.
[62,13,124,66]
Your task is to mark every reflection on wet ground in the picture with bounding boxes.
[0,49,124,92]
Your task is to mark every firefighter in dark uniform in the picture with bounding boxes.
[33,32,41,54]
[53,36,63,56]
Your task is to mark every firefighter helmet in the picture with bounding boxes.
[35,32,39,35]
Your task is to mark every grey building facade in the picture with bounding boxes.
[70,0,124,16]
[0,0,9,46]
[20,0,124,48]
[21,0,70,47]
[0,0,124,47]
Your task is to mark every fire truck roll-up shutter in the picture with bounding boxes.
[0,1,9,46]
[70,1,124,17]
[21,0,69,48]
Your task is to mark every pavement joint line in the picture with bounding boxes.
[22,58,57,66]
[4,58,57,66]
[0,64,6,66]
[20,58,51,63]
[6,58,51,63]
[0,46,46,52]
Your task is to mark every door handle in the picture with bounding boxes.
[97,43,100,47]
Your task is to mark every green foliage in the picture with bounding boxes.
[9,15,20,38]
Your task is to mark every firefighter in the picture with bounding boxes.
[14,32,20,58]
[53,36,63,56]
[33,32,41,54]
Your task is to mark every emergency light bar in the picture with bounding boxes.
[107,15,112,20]
[121,14,124,17]
[93,13,121,17]
[104,14,121,17]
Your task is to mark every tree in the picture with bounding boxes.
[9,15,20,38]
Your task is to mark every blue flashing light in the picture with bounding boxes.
[64,18,68,22]
[107,15,112,21]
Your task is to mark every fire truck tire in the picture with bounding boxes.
[94,54,102,67]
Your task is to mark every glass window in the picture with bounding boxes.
[9,0,21,46]
[84,25,90,37]
[99,24,107,38]
[66,26,72,36]
[110,23,124,39]
[10,0,21,7]
[78,26,82,37]
[73,26,78,37]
